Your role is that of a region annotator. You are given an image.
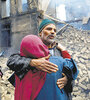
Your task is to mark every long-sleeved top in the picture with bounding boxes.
[7,47,71,80]
[7,46,78,99]
[36,56,79,100]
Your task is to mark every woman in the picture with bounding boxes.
[15,35,79,100]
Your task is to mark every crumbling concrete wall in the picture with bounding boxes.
[0,0,39,54]
[11,13,38,52]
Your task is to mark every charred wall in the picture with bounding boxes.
[10,12,38,52]
[0,0,39,55]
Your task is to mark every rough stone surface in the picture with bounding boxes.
[0,57,14,100]
[56,26,90,100]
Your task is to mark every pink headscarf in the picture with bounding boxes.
[15,35,49,100]
[20,35,49,58]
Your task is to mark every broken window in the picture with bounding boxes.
[56,4,66,21]
[22,0,28,12]
[17,0,28,13]
[0,23,11,47]
[1,0,6,1]
[1,0,10,18]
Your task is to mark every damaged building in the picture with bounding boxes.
[0,0,90,56]
[0,0,90,100]
[0,0,56,56]
[0,0,41,55]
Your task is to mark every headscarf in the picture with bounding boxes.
[15,35,49,100]
[20,35,49,58]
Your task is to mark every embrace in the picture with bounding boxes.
[7,19,79,100]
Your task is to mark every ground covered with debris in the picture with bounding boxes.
[0,57,14,100]
[56,26,90,100]
[0,26,90,100]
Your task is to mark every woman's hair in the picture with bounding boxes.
[20,35,49,58]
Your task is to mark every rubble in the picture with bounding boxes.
[0,57,14,100]
[56,26,90,100]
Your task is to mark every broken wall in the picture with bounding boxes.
[0,0,39,55]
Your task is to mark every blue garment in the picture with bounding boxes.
[36,56,79,100]
[63,58,79,80]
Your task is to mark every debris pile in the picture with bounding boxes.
[0,57,14,100]
[56,26,90,100]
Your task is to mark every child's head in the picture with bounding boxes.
[20,35,49,58]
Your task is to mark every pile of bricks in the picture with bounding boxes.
[56,26,90,100]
